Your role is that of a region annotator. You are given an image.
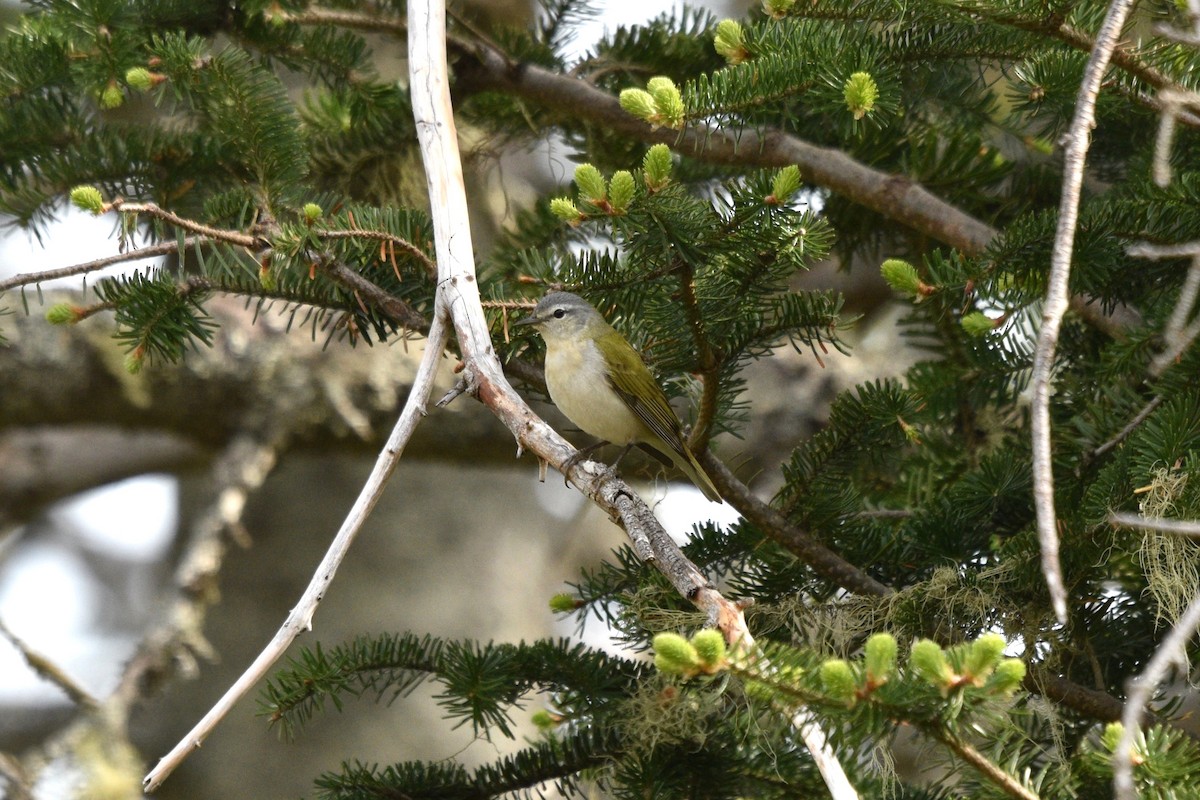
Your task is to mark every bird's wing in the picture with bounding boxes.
[599,330,689,460]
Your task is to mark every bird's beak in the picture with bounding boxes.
[513,313,539,328]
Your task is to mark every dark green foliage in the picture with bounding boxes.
[94,267,215,366]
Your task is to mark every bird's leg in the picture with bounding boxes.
[610,444,634,467]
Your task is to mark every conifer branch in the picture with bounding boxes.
[704,451,1140,726]
[672,258,720,450]
[932,731,1040,800]
[317,229,438,280]
[1089,396,1164,460]
[456,46,998,258]
[700,451,894,598]
[1109,512,1200,537]
[110,200,261,249]
[965,3,1190,100]
[1031,0,1138,627]
[281,4,1135,347]
[315,253,429,331]
[275,5,406,36]
[0,238,198,294]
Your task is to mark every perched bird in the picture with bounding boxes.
[515,291,721,502]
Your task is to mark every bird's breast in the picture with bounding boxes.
[544,339,643,445]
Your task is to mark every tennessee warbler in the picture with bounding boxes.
[516,292,721,502]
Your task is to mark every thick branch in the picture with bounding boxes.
[456,45,998,257]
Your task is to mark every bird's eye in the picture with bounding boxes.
[553,308,566,319]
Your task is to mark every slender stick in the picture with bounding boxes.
[111,201,259,248]
[0,238,196,293]
[0,618,98,710]
[1113,592,1200,799]
[141,311,450,791]
[1030,0,1137,625]
[1110,512,1200,537]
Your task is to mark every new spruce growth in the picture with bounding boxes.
[69,186,105,215]
[641,144,673,191]
[843,72,879,120]
[714,20,749,65]
[620,78,685,129]
[768,165,802,205]
[653,630,727,678]
[573,164,607,204]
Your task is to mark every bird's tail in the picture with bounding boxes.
[678,446,722,503]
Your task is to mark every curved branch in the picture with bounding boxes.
[1031,0,1137,626]
[141,306,452,791]
[1113,592,1200,799]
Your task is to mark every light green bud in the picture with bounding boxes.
[302,202,323,223]
[549,197,583,224]
[45,303,81,325]
[960,311,996,337]
[607,170,635,213]
[691,629,727,670]
[714,20,748,65]
[124,348,146,374]
[70,185,106,214]
[820,659,857,704]
[573,164,607,203]
[844,71,878,121]
[642,144,673,191]
[646,76,685,128]
[762,0,796,18]
[880,258,921,296]
[964,633,1007,682]
[770,165,802,204]
[864,633,897,686]
[124,67,162,91]
[619,88,658,122]
[548,592,578,613]
[530,709,556,730]
[986,658,1026,696]
[653,632,700,676]
[99,81,124,109]
[258,264,277,292]
[909,639,955,689]
[1101,722,1124,752]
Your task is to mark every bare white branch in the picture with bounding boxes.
[1031,0,1138,625]
[1113,591,1200,798]
[1110,512,1200,537]
[1127,240,1200,259]
[141,314,451,791]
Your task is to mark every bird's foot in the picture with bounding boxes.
[562,441,609,487]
